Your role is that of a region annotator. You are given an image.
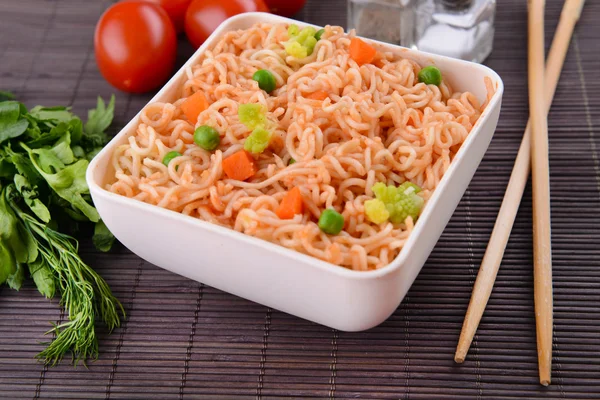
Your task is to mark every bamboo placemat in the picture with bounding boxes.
[1,0,600,398]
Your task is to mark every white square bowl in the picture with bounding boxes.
[87,12,503,332]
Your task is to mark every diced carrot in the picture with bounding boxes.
[306,91,329,101]
[349,37,377,66]
[407,109,424,127]
[222,150,257,181]
[276,187,304,219]
[181,91,209,125]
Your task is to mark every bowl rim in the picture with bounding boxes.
[87,11,504,281]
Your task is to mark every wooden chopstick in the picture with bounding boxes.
[528,0,553,386]
[454,0,586,378]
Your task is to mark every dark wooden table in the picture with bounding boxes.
[1,0,600,398]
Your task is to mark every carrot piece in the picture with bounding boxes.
[276,187,304,219]
[181,91,209,125]
[406,109,424,127]
[349,37,377,66]
[306,91,329,101]
[222,150,257,181]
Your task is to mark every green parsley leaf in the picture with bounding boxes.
[28,257,55,298]
[6,262,25,290]
[29,156,99,222]
[28,106,75,125]
[93,220,115,252]
[0,101,29,144]
[0,91,15,101]
[14,174,51,223]
[85,95,115,137]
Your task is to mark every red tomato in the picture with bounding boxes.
[184,0,269,49]
[95,2,177,93]
[263,0,306,17]
[139,0,192,32]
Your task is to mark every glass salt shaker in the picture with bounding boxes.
[347,0,416,46]
[347,0,496,64]
[412,0,496,63]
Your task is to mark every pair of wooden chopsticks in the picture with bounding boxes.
[455,0,585,386]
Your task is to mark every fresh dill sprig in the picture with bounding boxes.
[8,190,124,366]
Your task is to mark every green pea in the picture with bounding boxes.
[289,158,296,165]
[318,209,345,235]
[418,66,442,86]
[252,69,277,93]
[162,151,181,167]
[194,125,221,151]
[315,29,325,41]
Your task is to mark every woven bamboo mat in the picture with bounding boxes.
[1,0,600,398]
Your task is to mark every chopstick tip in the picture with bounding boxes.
[540,369,551,386]
[454,352,465,364]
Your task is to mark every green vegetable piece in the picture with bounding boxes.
[0,188,29,263]
[4,147,43,188]
[28,154,100,222]
[284,26,320,58]
[0,101,29,144]
[364,198,390,224]
[21,132,75,176]
[17,216,39,265]
[0,151,16,178]
[252,69,277,93]
[162,151,182,167]
[285,40,308,58]
[32,147,65,174]
[303,36,318,56]
[388,193,424,224]
[77,95,115,155]
[297,26,317,43]
[418,66,442,86]
[14,174,51,223]
[0,90,15,101]
[85,95,115,137]
[68,117,84,145]
[238,103,267,130]
[23,134,75,194]
[297,27,318,55]
[23,113,42,139]
[93,220,115,252]
[398,181,422,194]
[288,24,300,37]
[28,105,74,124]
[371,182,396,205]
[244,127,272,154]
[7,262,25,290]
[315,29,325,41]
[28,257,56,299]
[289,158,296,165]
[194,125,221,151]
[72,145,86,159]
[0,187,33,284]
[370,181,424,224]
[318,209,345,235]
[49,132,75,165]
[62,205,91,223]
[26,121,69,149]
[86,147,102,161]
[0,244,16,285]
